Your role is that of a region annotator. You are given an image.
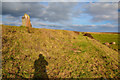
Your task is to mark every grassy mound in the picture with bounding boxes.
[2,25,119,79]
[90,33,119,51]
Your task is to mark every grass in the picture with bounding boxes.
[2,25,119,79]
[90,33,119,51]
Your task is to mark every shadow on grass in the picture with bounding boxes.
[2,54,48,80]
[33,54,48,80]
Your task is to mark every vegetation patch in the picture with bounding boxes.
[91,33,119,52]
[83,33,94,39]
[2,25,119,79]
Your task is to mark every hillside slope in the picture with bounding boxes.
[2,25,119,79]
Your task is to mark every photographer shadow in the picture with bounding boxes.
[33,54,48,80]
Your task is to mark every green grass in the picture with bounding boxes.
[91,33,119,51]
[2,25,119,79]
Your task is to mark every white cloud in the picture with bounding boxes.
[0,14,1,20]
[72,23,117,28]
[2,0,80,2]
[82,3,118,23]
[2,0,119,2]
[2,21,21,25]
[97,0,119,2]
[2,2,77,23]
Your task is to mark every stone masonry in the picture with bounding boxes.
[22,13,32,28]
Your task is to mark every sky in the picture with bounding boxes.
[1,1,119,32]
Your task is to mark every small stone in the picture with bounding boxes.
[110,42,116,44]
[73,37,76,39]
[104,42,109,46]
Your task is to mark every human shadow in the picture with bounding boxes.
[33,54,48,80]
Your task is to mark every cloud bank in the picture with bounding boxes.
[2,0,119,2]
[83,3,118,23]
[2,2,118,23]
[2,2,77,23]
[2,2,118,32]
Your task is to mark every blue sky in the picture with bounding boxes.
[2,2,119,32]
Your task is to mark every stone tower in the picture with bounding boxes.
[22,13,32,27]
